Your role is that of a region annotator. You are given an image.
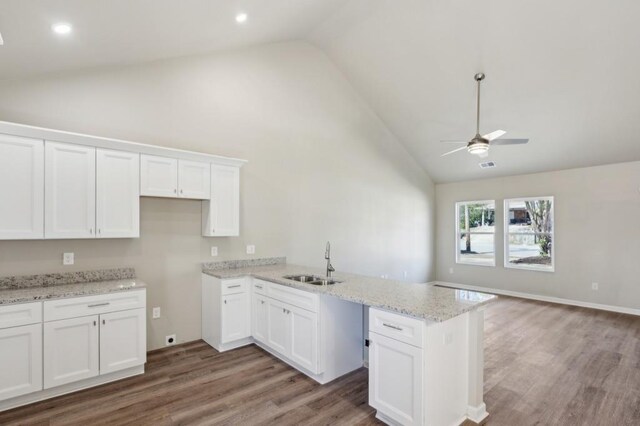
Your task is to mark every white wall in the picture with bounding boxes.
[0,41,435,349]
[435,161,640,310]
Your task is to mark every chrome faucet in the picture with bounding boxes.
[325,241,335,278]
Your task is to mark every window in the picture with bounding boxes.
[455,201,496,266]
[504,197,554,271]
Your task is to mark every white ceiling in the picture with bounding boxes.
[0,0,346,79]
[310,0,640,182]
[2,0,640,182]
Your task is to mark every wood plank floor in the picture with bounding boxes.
[1,296,639,426]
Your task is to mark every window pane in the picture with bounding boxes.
[458,202,496,234]
[458,233,495,265]
[506,199,553,234]
[506,233,553,267]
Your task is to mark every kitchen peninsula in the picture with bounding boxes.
[202,258,496,426]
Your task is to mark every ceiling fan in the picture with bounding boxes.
[441,73,528,158]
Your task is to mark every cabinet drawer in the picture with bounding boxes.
[252,279,269,295]
[369,307,424,348]
[44,290,146,322]
[221,278,248,295]
[0,302,42,329]
[266,283,319,313]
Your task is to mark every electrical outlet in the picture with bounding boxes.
[210,246,218,257]
[63,252,74,265]
[449,267,454,274]
[165,334,176,346]
[592,282,599,291]
[246,245,255,254]
[152,307,161,319]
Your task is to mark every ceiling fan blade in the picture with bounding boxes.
[440,140,468,144]
[441,146,468,157]
[490,138,529,146]
[482,130,506,141]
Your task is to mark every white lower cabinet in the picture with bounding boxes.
[369,332,423,426]
[99,309,147,374]
[252,294,268,344]
[44,315,100,389]
[266,298,291,355]
[221,292,250,344]
[0,323,43,401]
[289,305,318,373]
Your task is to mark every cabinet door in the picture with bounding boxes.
[96,149,140,238]
[44,142,96,239]
[178,160,210,199]
[0,323,43,401]
[44,315,99,389]
[266,298,290,356]
[140,155,178,197]
[100,309,146,374]
[369,332,423,426]
[0,134,44,240]
[221,292,250,344]
[289,305,319,373]
[252,293,268,344]
[202,164,240,236]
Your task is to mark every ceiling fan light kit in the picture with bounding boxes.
[440,73,529,158]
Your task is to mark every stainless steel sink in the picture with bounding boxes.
[283,274,342,285]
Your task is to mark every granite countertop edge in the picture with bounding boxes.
[0,279,147,306]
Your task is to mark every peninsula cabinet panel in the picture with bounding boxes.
[178,160,210,199]
[0,134,44,240]
[140,155,178,197]
[0,324,43,402]
[44,142,96,239]
[44,316,99,389]
[202,164,240,237]
[96,149,140,238]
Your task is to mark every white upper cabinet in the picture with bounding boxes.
[0,134,44,240]
[178,160,211,200]
[140,155,178,197]
[96,149,140,238]
[202,164,240,237]
[45,142,96,239]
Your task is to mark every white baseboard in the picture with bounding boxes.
[432,281,640,316]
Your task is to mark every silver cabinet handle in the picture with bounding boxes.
[88,302,110,308]
[174,188,177,194]
[89,228,93,234]
[261,300,265,304]
[98,229,101,235]
[227,284,241,289]
[255,285,263,289]
[180,189,183,194]
[102,319,106,325]
[224,299,227,304]
[93,320,97,326]
[382,323,403,331]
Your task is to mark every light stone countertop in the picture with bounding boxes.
[203,263,496,322]
[0,278,146,306]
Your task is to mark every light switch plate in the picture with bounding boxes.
[211,246,218,257]
[246,245,255,254]
[63,252,74,265]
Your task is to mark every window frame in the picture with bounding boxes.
[455,200,496,267]
[503,196,555,272]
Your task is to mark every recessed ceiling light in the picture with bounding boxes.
[235,13,248,23]
[52,23,72,35]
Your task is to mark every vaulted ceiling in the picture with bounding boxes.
[2,0,640,182]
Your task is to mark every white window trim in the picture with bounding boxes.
[503,196,555,273]
[455,200,496,267]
